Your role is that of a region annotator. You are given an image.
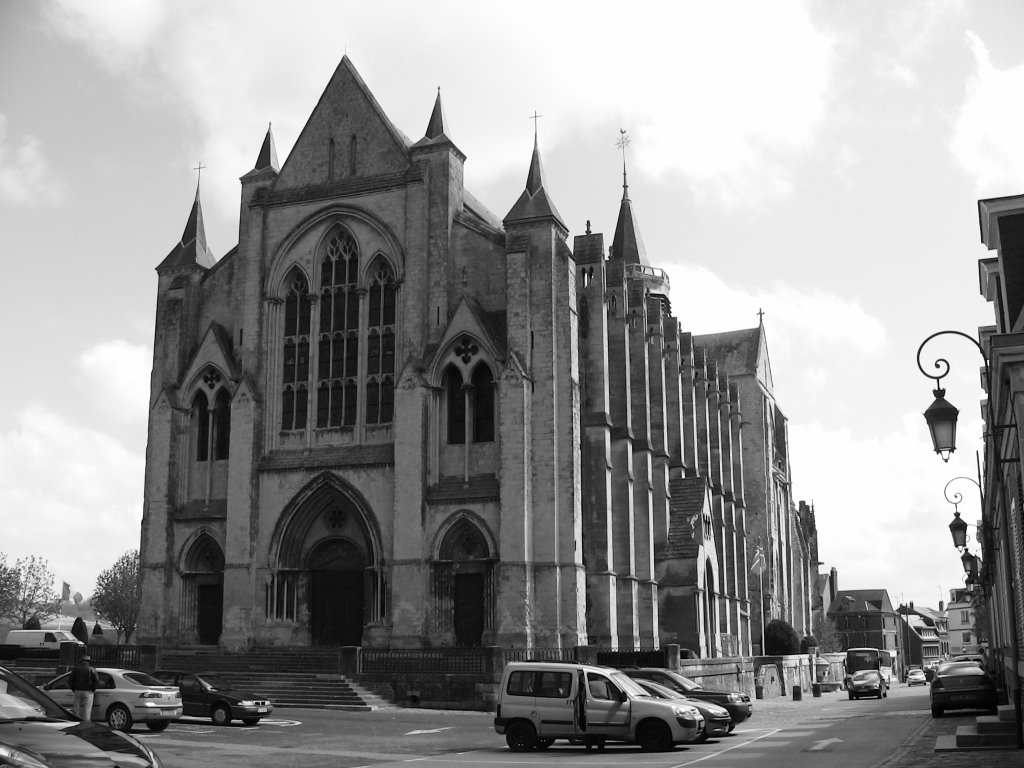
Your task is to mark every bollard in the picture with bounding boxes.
[792,685,802,701]
[812,682,821,697]
[755,684,764,700]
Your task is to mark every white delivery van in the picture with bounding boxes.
[3,629,84,656]
[493,661,704,752]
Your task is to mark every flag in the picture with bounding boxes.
[61,582,71,601]
[750,547,766,575]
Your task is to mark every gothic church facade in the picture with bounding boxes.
[140,56,774,655]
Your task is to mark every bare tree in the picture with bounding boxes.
[7,556,57,628]
[91,550,140,644]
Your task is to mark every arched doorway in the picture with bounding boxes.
[435,517,493,646]
[181,533,225,645]
[703,560,717,658]
[308,538,365,646]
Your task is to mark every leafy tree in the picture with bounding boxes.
[91,550,140,644]
[813,618,843,652]
[24,616,41,630]
[799,634,818,653]
[764,618,801,655]
[7,556,57,628]
[71,616,89,645]
[0,553,17,621]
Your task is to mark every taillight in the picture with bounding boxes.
[139,691,162,699]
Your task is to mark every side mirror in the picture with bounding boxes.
[618,688,628,703]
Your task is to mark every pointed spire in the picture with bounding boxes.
[504,117,566,231]
[255,123,279,172]
[157,178,215,271]
[425,87,447,140]
[610,129,649,265]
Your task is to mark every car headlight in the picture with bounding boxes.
[672,705,699,718]
[727,693,743,702]
[0,743,49,768]
[239,700,256,706]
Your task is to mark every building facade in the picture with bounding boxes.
[139,56,813,655]
[827,589,899,657]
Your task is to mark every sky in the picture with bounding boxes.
[2,0,1022,616]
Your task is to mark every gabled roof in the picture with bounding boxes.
[827,589,894,614]
[157,184,215,271]
[694,324,774,393]
[504,133,566,231]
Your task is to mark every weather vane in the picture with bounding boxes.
[616,129,631,195]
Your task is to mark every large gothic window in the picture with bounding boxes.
[365,261,396,425]
[193,391,210,461]
[282,271,311,430]
[443,358,494,445]
[192,385,231,462]
[317,232,360,428]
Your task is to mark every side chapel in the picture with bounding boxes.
[139,56,766,655]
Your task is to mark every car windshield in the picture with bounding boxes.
[638,680,684,699]
[666,672,701,692]
[0,667,71,721]
[123,671,170,687]
[198,674,230,690]
[852,670,878,681]
[609,672,653,698]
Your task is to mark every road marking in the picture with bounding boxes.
[405,727,454,735]
[808,737,844,751]
[258,718,302,727]
[667,728,783,767]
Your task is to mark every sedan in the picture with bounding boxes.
[930,661,998,717]
[906,669,927,687]
[41,667,182,732]
[622,668,751,728]
[848,669,886,700]
[1,664,166,767]
[633,678,733,739]
[153,670,273,726]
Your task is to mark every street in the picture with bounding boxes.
[132,683,975,768]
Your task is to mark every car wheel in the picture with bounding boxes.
[638,720,673,752]
[146,720,170,732]
[107,704,133,732]
[506,721,537,752]
[211,704,232,726]
[535,738,555,750]
[931,706,943,718]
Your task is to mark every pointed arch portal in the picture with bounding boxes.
[270,473,384,647]
[180,533,225,645]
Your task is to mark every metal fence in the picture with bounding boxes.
[361,647,486,674]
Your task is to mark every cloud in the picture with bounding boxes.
[0,405,145,597]
[44,0,836,231]
[950,32,1024,192]
[0,114,65,206]
[77,340,152,426]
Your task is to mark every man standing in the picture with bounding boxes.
[69,653,99,720]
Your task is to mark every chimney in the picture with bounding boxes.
[939,600,944,612]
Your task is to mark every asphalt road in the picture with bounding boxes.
[135,683,974,768]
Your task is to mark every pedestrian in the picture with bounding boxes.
[68,653,99,721]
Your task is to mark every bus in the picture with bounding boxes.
[844,648,895,686]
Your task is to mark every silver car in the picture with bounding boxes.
[41,667,182,732]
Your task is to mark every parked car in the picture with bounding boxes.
[632,678,733,739]
[949,654,984,666]
[2,628,85,657]
[494,661,704,751]
[906,668,927,687]
[0,664,165,766]
[621,668,751,729]
[847,669,886,700]
[40,667,182,732]
[153,670,273,726]
[930,661,998,718]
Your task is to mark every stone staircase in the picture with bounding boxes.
[157,648,387,711]
[935,705,1019,751]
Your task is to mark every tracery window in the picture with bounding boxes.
[443,358,494,445]
[193,386,231,461]
[317,231,360,428]
[365,262,396,425]
[282,271,311,430]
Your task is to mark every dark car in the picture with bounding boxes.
[930,661,998,718]
[621,668,751,729]
[633,678,733,739]
[847,669,885,700]
[0,664,165,766]
[153,670,273,726]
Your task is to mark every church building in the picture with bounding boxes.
[139,56,805,655]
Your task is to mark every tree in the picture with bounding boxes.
[800,634,818,653]
[0,553,17,621]
[91,550,140,644]
[764,618,801,655]
[7,556,57,628]
[814,618,843,652]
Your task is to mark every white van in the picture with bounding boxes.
[493,661,704,752]
[3,629,84,656]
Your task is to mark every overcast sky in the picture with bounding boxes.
[3,0,1021,615]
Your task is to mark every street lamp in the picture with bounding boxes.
[949,511,969,549]
[916,331,981,460]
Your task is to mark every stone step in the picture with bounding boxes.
[954,724,1018,749]
[976,714,1016,734]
